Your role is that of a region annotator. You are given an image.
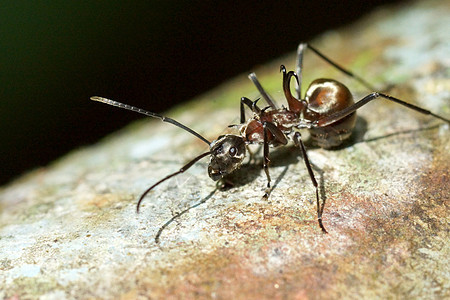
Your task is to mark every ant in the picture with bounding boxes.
[91,43,449,234]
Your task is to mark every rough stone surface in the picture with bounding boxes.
[1,0,449,299]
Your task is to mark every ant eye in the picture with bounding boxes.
[229,147,237,156]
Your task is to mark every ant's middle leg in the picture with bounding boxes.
[262,122,288,198]
[262,122,271,196]
[293,131,327,233]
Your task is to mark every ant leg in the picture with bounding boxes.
[265,122,289,145]
[293,132,328,233]
[298,43,377,91]
[314,92,450,128]
[296,43,306,99]
[248,72,278,109]
[262,123,271,197]
[240,97,261,123]
[262,122,288,197]
[240,97,251,123]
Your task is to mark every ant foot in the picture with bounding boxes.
[262,187,272,200]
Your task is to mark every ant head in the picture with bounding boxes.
[208,134,246,181]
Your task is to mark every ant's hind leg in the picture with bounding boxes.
[296,43,307,99]
[314,92,450,128]
[297,43,377,91]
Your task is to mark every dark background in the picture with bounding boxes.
[1,1,403,185]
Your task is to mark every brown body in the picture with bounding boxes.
[241,75,356,149]
[90,43,450,237]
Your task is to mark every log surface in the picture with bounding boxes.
[1,0,449,298]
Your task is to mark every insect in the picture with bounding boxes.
[91,43,449,233]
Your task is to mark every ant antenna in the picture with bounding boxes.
[136,151,211,213]
[90,96,211,145]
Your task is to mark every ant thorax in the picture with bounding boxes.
[239,107,299,146]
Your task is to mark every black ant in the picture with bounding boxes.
[91,43,449,234]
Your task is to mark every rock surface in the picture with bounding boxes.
[1,0,449,299]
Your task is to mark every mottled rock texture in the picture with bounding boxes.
[1,0,449,299]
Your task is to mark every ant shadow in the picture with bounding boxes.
[220,139,328,206]
[155,188,218,244]
[154,146,322,244]
[334,116,443,148]
[218,144,303,193]
[305,116,442,150]
[270,144,327,205]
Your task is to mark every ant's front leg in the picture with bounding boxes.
[262,122,288,198]
[240,97,261,123]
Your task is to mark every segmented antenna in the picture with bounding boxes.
[90,96,211,145]
[136,151,211,213]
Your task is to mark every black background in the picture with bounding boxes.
[1,1,403,185]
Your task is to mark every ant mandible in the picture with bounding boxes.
[91,43,449,233]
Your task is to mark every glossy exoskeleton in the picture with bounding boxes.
[91,43,449,234]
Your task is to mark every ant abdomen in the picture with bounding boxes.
[304,78,357,148]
